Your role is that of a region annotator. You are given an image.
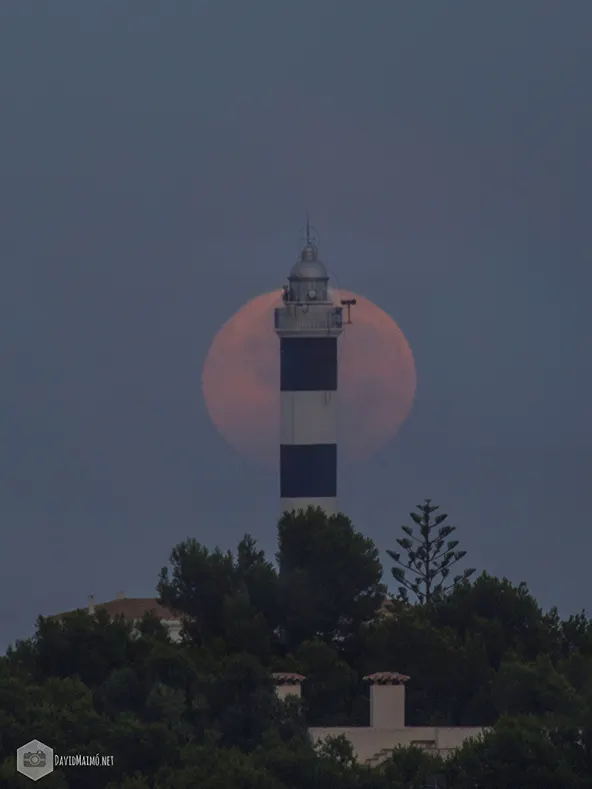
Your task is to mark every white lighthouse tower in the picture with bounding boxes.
[274,224,345,515]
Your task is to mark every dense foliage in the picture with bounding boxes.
[2,506,592,787]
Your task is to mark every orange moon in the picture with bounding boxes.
[202,290,416,467]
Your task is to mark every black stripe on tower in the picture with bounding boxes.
[280,444,337,498]
[280,338,337,391]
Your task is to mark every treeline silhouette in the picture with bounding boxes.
[2,505,591,788]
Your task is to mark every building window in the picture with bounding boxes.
[411,740,436,749]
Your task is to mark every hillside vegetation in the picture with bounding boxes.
[2,506,592,788]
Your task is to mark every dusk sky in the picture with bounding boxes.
[1,2,591,650]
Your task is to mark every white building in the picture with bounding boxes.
[52,593,182,643]
[272,671,484,764]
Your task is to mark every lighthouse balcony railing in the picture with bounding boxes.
[274,308,343,332]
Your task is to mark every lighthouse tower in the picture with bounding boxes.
[274,226,344,515]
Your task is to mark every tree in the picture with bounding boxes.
[379,746,446,789]
[445,715,585,789]
[8,506,592,786]
[277,508,386,649]
[158,535,280,656]
[353,606,495,726]
[153,744,287,789]
[289,640,361,726]
[8,609,136,688]
[492,654,583,720]
[157,540,237,644]
[429,573,558,669]
[387,499,475,605]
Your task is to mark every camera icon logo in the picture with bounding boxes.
[17,740,54,781]
[24,751,46,768]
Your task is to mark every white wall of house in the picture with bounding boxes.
[309,725,484,763]
[273,675,485,764]
[130,618,182,642]
[369,682,405,728]
[275,684,301,702]
[162,619,182,642]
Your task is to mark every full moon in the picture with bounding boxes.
[202,290,416,467]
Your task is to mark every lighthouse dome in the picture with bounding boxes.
[289,244,328,281]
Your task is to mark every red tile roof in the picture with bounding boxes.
[52,597,180,623]
[271,672,306,685]
[363,671,410,685]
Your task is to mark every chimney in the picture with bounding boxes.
[364,672,410,729]
[271,672,305,702]
[88,594,95,615]
[117,591,125,600]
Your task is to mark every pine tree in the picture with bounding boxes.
[387,499,475,604]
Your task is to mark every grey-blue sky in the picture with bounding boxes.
[1,1,590,649]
